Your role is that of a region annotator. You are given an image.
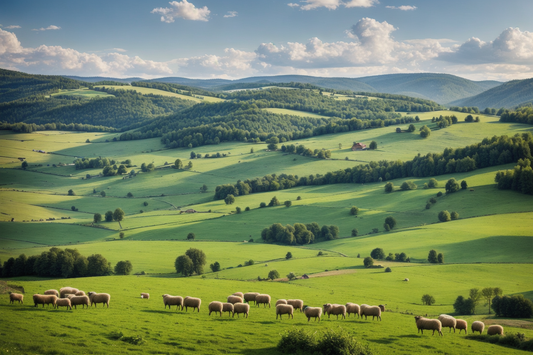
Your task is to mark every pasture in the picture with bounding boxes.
[95,85,225,103]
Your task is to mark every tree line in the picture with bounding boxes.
[499,106,533,125]
[0,121,118,133]
[261,222,339,245]
[495,158,533,195]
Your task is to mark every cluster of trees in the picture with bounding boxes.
[1,248,112,278]
[280,143,331,159]
[174,248,206,276]
[74,157,128,170]
[427,250,444,263]
[499,106,533,125]
[419,125,431,138]
[214,133,533,200]
[495,158,533,195]
[492,294,533,318]
[453,287,502,315]
[0,121,118,133]
[370,248,409,262]
[261,223,339,245]
[93,208,125,224]
[438,210,459,222]
[449,106,482,114]
[432,115,458,128]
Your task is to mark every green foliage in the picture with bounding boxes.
[495,158,533,195]
[492,294,533,318]
[113,208,125,222]
[284,200,292,208]
[268,269,280,280]
[87,253,112,276]
[174,158,183,169]
[351,229,358,237]
[93,213,102,223]
[428,249,438,263]
[453,295,475,315]
[224,194,235,205]
[287,272,297,280]
[235,206,242,213]
[119,232,125,239]
[446,178,461,194]
[437,253,444,263]
[104,210,113,222]
[385,267,391,273]
[428,178,438,188]
[363,257,374,268]
[259,202,266,208]
[67,189,75,196]
[126,192,133,198]
[114,260,133,275]
[461,180,468,189]
[420,125,431,138]
[210,261,221,272]
[277,328,317,354]
[370,248,385,260]
[421,294,435,305]
[187,233,195,240]
[185,248,206,275]
[400,181,417,191]
[384,216,397,230]
[100,191,106,198]
[285,252,293,260]
[384,182,394,193]
[200,184,208,193]
[501,106,533,125]
[268,196,280,206]
[369,141,378,150]
[438,210,451,222]
[175,255,194,276]
[350,206,360,215]
[451,211,459,220]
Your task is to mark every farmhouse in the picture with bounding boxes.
[351,142,367,151]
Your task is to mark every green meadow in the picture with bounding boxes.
[95,85,225,103]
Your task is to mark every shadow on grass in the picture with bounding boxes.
[240,347,279,355]
[141,309,177,315]
[367,337,398,345]
[396,334,420,339]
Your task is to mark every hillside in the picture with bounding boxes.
[450,78,533,109]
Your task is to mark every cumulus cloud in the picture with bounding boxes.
[386,5,417,11]
[113,48,127,52]
[224,11,238,18]
[5,25,22,29]
[151,0,210,22]
[32,25,61,31]
[300,0,342,10]
[287,3,300,7]
[172,48,257,77]
[344,0,379,8]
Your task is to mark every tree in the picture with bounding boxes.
[268,196,280,207]
[350,206,359,215]
[175,158,183,169]
[224,194,235,205]
[187,233,196,240]
[100,191,106,197]
[175,255,194,276]
[384,216,397,230]
[461,180,468,189]
[190,151,196,159]
[286,252,293,260]
[450,211,459,220]
[260,202,267,208]
[438,210,451,222]
[369,141,377,150]
[351,229,358,237]
[113,208,125,223]
[235,206,242,213]
[445,178,460,194]
[210,261,221,272]
[185,248,206,275]
[287,272,297,281]
[187,161,193,169]
[93,213,102,223]
[68,189,75,196]
[268,269,280,280]
[453,295,475,315]
[200,184,208,193]
[401,181,417,190]
[469,288,482,314]
[363,257,374,268]
[370,248,385,260]
[21,161,28,170]
[267,137,279,151]
[126,192,133,198]
[428,178,438,188]
[87,254,111,276]
[482,287,495,314]
[420,125,431,138]
[114,260,133,275]
[384,182,394,193]
[117,165,127,175]
[105,210,113,222]
[437,253,444,263]
[428,249,438,263]
[421,294,435,305]
[408,124,416,132]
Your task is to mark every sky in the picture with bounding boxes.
[1,0,533,81]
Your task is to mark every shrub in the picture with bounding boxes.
[287,272,297,281]
[454,295,475,315]
[284,200,292,208]
[260,202,266,208]
[492,294,533,318]
[437,191,443,197]
[351,228,358,237]
[143,201,148,206]
[372,228,379,234]
[384,216,397,230]
[245,206,250,211]
[422,294,435,305]
[235,207,242,214]
[297,196,301,200]
[428,178,438,188]
[385,267,391,272]
[428,249,438,263]
[429,197,437,204]
[350,206,360,215]
[370,248,385,260]
[127,192,133,198]
[363,257,374,268]
[285,252,293,260]
[400,181,417,190]
[187,233,195,240]
[277,328,317,354]
[384,182,394,193]
[451,211,459,220]
[314,328,372,355]
[461,180,468,189]
[445,178,460,194]
[438,210,451,222]
[317,251,324,256]
[268,270,280,280]
[425,203,431,209]
[119,232,124,239]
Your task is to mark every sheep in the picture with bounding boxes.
[140,293,150,299]
[44,289,59,297]
[227,295,243,305]
[414,316,443,336]
[438,314,457,333]
[88,292,111,308]
[361,305,381,321]
[183,296,201,312]
[378,304,386,312]
[303,306,322,322]
[471,321,485,334]
[255,294,271,308]
[287,299,304,312]
[33,294,57,308]
[276,299,288,306]
[323,304,346,320]
[345,303,360,318]
[162,294,184,310]
[75,291,86,296]
[60,287,79,298]
[55,298,72,310]
[233,303,250,318]
[487,325,504,336]
[232,292,244,299]
[455,319,468,334]
[276,304,294,319]
[243,292,259,305]
[222,302,234,316]
[404,278,409,282]
[208,301,223,316]
[9,293,24,304]
[69,295,90,309]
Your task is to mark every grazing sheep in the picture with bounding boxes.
[456,319,468,334]
[323,304,346,320]
[162,294,184,310]
[276,304,294,320]
[287,299,304,312]
[361,305,382,321]
[243,292,259,305]
[56,298,72,310]
[69,295,90,309]
[9,293,24,304]
[88,292,111,308]
[66,294,75,299]
[140,293,150,299]
[44,289,59,297]
[378,304,386,312]
[232,292,244,299]
[222,302,234,316]
[208,301,223,316]
[471,321,485,334]
[227,295,243,305]
[60,287,79,298]
[414,316,443,336]
[438,314,457,333]
[255,294,271,308]
[233,303,250,318]
[487,325,504,336]
[345,303,360,318]
[183,296,201,312]
[303,306,322,322]
[276,299,288,306]
[75,291,86,296]
[33,294,57,308]
[404,278,409,281]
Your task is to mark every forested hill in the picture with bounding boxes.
[450,78,533,109]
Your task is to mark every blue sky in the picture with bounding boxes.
[1,0,532,81]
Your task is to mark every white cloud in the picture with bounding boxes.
[151,0,210,22]
[172,48,257,77]
[386,5,416,11]
[224,11,238,18]
[5,25,22,29]
[301,0,342,10]
[32,25,61,31]
[113,48,127,52]
[287,3,300,7]
[344,0,379,8]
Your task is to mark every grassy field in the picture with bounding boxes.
[50,88,115,99]
[95,85,225,103]
[263,108,331,119]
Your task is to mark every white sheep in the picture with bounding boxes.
[378,304,386,312]
[303,306,322,322]
[276,304,294,319]
[243,292,259,305]
[33,294,57,308]
[232,292,244,299]
[227,295,243,305]
[60,287,79,298]
[414,316,443,336]
[222,302,234,316]
[323,304,346,320]
[361,305,382,321]
[56,298,72,310]
[208,301,223,316]
[487,325,504,336]
[162,294,184,310]
[471,321,485,334]
[183,296,201,312]
[44,289,59,297]
[69,295,90,309]
[438,314,457,333]
[345,303,360,318]
[233,303,250,318]
[88,292,111,308]
[140,293,150,299]
[9,293,23,304]
[287,299,304,312]
[455,319,468,334]
[75,291,86,296]
[276,299,288,306]
[255,294,271,308]
[404,278,409,282]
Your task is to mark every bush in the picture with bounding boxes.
[314,328,373,355]
[284,200,292,208]
[351,229,358,237]
[437,191,443,197]
[286,252,293,260]
[187,233,195,240]
[143,201,148,206]
[119,232,125,239]
[461,180,468,189]
[384,216,397,230]
[445,178,460,194]
[245,206,250,211]
[350,206,360,215]
[421,294,435,305]
[370,248,385,260]
[384,182,394,193]
[268,269,280,280]
[492,294,533,318]
[127,192,133,198]
[235,207,242,214]
[400,181,417,190]
[259,202,266,208]
[363,257,374,268]
[428,178,438,188]
[425,203,431,209]
[451,211,459,220]
[385,267,391,272]
[277,328,317,354]
[438,210,451,222]
[453,295,475,315]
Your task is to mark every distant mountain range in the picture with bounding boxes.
[450,78,533,109]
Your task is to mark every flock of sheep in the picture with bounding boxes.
[415,315,504,336]
[9,287,110,310]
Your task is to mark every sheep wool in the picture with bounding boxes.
[303,306,322,322]
[222,302,234,316]
[276,304,294,320]
[33,294,57,308]
[345,303,360,318]
[487,325,504,336]
[183,296,201,312]
[438,314,457,333]
[287,299,304,312]
[56,298,72,310]
[362,305,382,321]
[233,303,250,318]
[162,295,184,310]
[9,293,24,304]
[275,299,288,306]
[60,287,79,298]
[323,304,346,320]
[75,291,86,296]
[243,292,259,305]
[232,292,244,299]
[69,295,90,309]
[414,316,443,336]
[44,289,59,297]
[471,321,485,334]
[455,319,468,334]
[227,295,243,305]
[255,294,271,308]
[88,292,111,308]
[140,293,150,299]
[208,301,223,316]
